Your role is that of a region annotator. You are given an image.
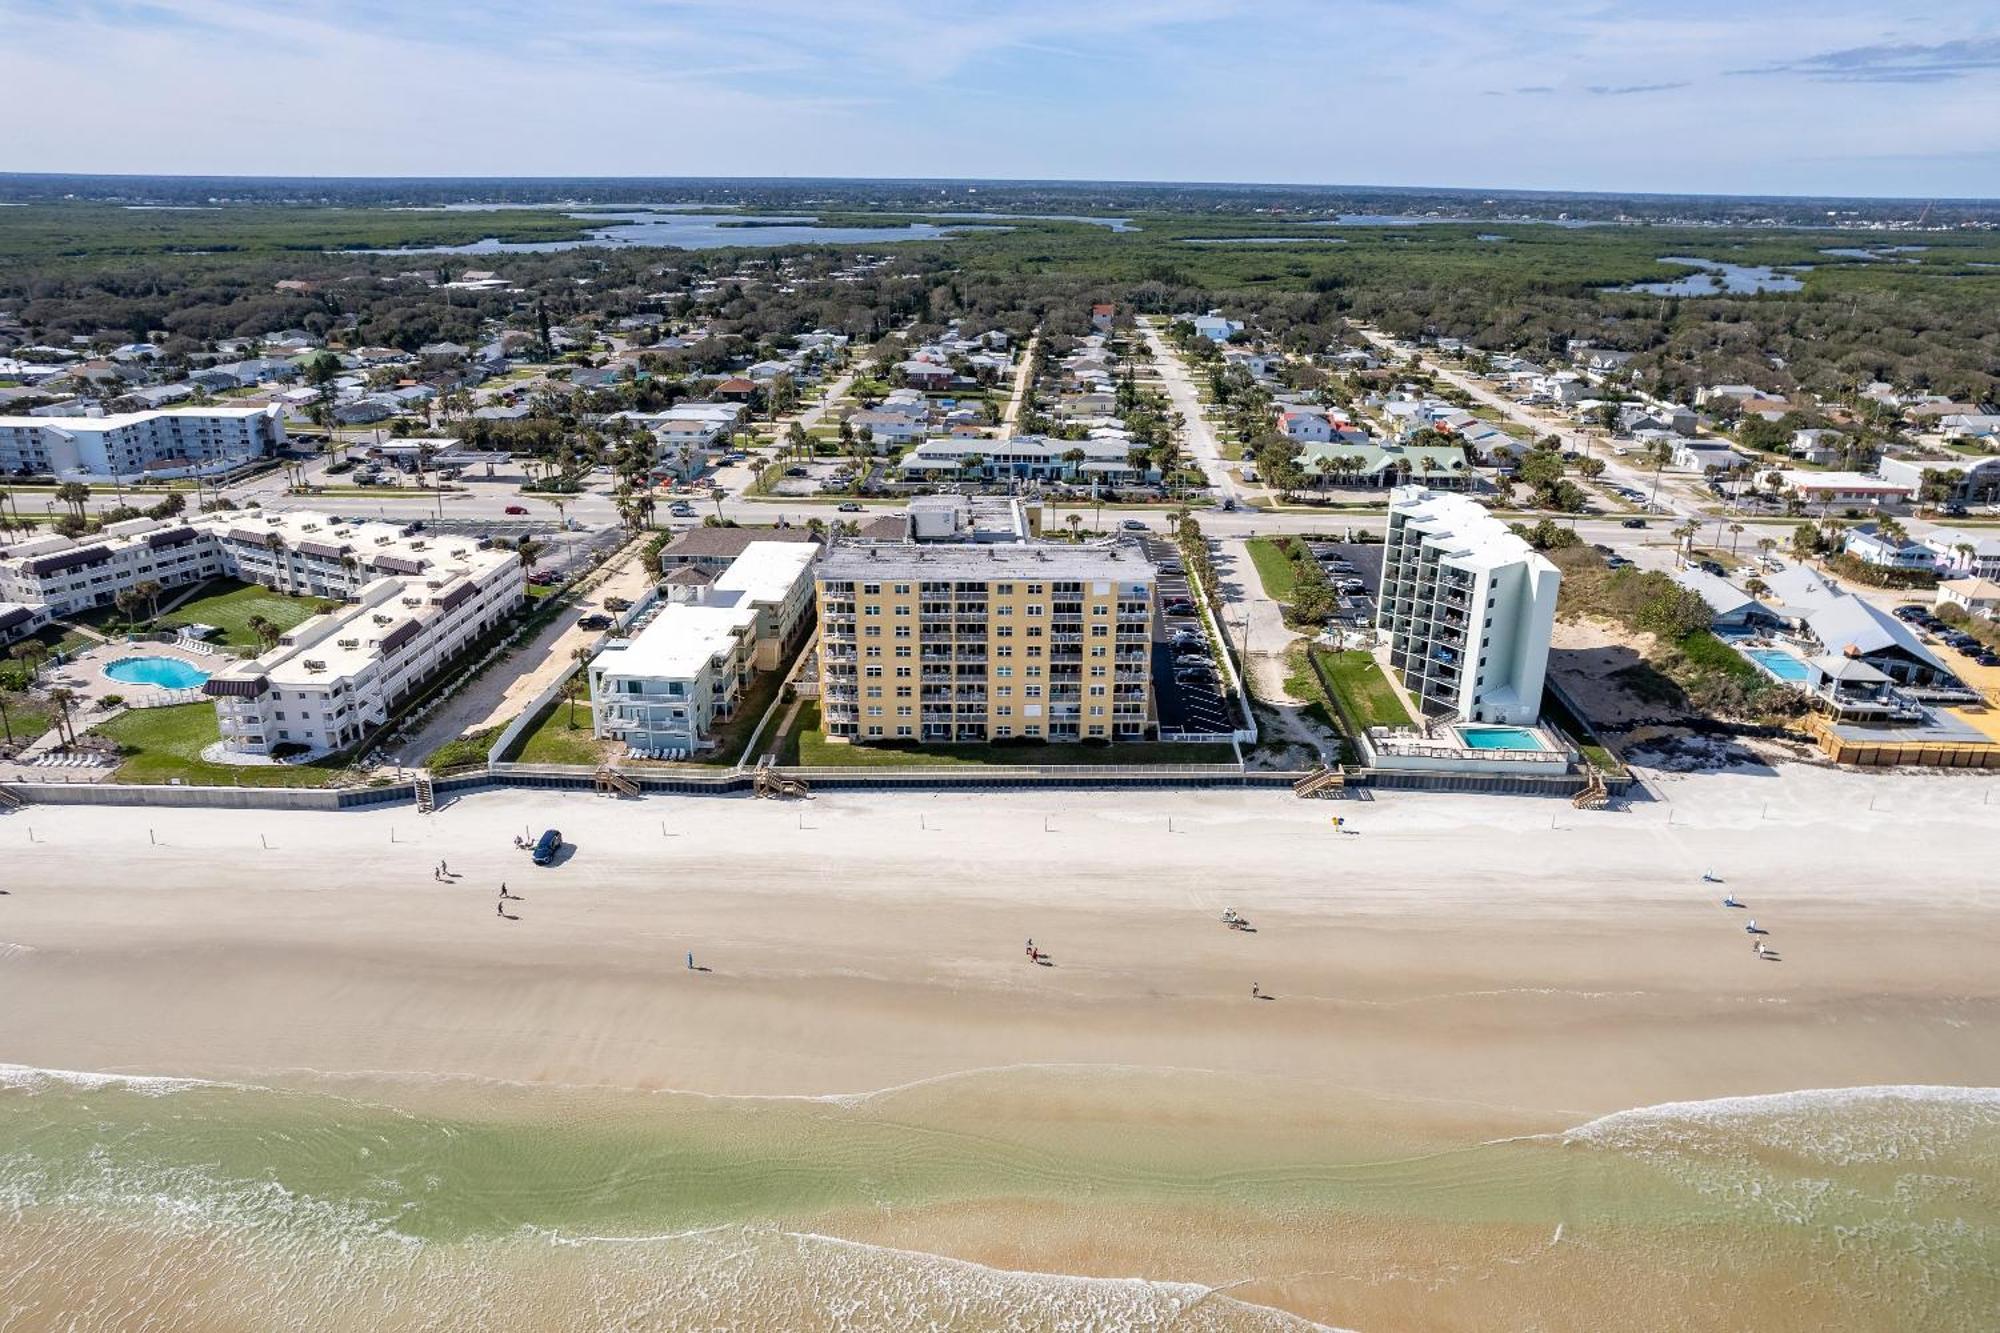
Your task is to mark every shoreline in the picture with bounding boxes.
[4,771,1999,1328]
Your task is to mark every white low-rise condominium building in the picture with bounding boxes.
[1377,486,1559,725]
[201,518,524,756]
[588,541,817,757]
[0,509,523,757]
[0,404,284,478]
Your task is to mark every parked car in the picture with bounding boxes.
[504,504,529,515]
[531,829,563,866]
[837,502,864,512]
[785,467,808,477]
[1163,598,1197,616]
[577,613,613,631]
[1698,560,1726,577]
[1621,517,1647,529]
[602,597,631,613]
[1894,606,1927,622]
[1175,667,1216,684]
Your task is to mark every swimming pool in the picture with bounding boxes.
[103,656,211,690]
[1744,648,1811,683]
[1458,725,1547,751]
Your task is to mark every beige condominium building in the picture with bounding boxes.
[815,541,1157,744]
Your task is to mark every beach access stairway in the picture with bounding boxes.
[0,782,22,811]
[593,767,641,798]
[1570,768,1610,810]
[1291,767,1346,799]
[413,772,435,814]
[753,756,812,800]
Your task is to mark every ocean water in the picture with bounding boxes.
[1,1066,1994,1330]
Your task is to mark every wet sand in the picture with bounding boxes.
[2,767,1998,1328]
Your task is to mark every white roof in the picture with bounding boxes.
[1389,485,1552,577]
[595,542,811,681]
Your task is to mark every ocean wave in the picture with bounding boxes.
[0,941,36,960]
[0,1063,226,1097]
[1562,1086,2000,1166]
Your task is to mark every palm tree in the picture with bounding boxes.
[134,579,164,621]
[11,641,50,686]
[1726,522,1745,556]
[1646,439,1675,509]
[1757,537,1778,566]
[113,587,143,629]
[245,614,282,652]
[47,686,80,749]
[1065,513,1084,543]
[54,481,91,519]
[567,645,594,726]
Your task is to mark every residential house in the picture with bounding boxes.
[1800,596,1952,686]
[1918,529,2000,580]
[1790,428,1845,464]
[1937,578,2000,620]
[1189,312,1243,344]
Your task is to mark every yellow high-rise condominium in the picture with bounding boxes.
[816,542,1157,744]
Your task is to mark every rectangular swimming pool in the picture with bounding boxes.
[1458,725,1548,751]
[1745,647,1811,682]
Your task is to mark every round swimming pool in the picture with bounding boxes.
[102,655,212,690]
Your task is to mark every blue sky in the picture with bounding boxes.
[4,0,1997,196]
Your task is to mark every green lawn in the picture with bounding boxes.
[1,691,54,747]
[1245,536,1299,602]
[774,701,1238,767]
[511,692,610,765]
[155,579,334,653]
[1318,649,1415,731]
[90,703,350,787]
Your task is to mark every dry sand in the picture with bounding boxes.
[3,769,1998,1328]
[5,769,1996,1112]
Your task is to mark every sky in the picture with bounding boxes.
[3,0,1998,197]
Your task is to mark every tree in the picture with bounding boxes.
[47,686,81,749]
[1065,513,1084,543]
[1646,439,1675,509]
[567,645,593,725]
[10,641,50,686]
[54,481,91,518]
[1727,523,1745,556]
[1789,523,1824,563]
[113,587,144,628]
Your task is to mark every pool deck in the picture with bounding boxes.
[33,638,218,715]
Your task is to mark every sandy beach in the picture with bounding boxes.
[3,769,1998,1329]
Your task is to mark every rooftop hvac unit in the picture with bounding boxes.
[373,614,392,625]
[303,660,326,672]
[337,638,359,649]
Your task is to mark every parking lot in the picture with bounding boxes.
[1302,540,1382,626]
[1140,535,1238,736]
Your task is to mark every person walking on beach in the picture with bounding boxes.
[687,951,695,971]
[1251,982,1261,999]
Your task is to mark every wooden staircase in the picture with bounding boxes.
[0,783,22,811]
[753,756,811,800]
[1291,767,1346,799]
[593,767,640,797]
[413,772,436,814]
[1570,768,1610,810]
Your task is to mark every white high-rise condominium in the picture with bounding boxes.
[1376,486,1559,725]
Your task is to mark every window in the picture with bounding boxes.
[863,604,880,616]
[894,605,910,617]
[865,706,883,718]
[865,645,882,658]
[865,687,882,699]
[863,583,881,595]
[1026,584,1044,595]
[997,686,1012,698]
[893,583,911,595]
[1025,685,1043,699]
[1025,604,1043,617]
[865,665,883,678]
[996,707,1012,718]
[893,625,911,639]
[896,706,912,718]
[895,665,912,678]
[1091,625,1109,637]
[996,584,1014,595]
[1090,666,1107,678]
[895,645,912,659]
[995,666,1013,678]
[896,725,913,737]
[996,645,1013,658]
[995,605,1013,616]
[895,686,912,698]
[995,625,1013,639]
[867,725,883,736]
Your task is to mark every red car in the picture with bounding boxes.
[504,504,529,515]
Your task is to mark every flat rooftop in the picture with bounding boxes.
[818,539,1155,583]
